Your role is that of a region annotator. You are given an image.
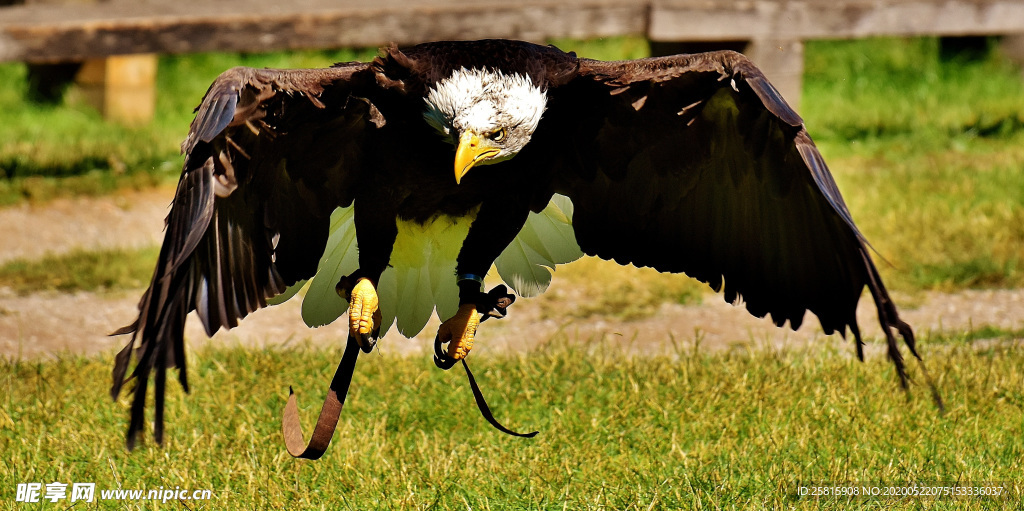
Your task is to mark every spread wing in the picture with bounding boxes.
[110,64,380,448]
[547,51,918,380]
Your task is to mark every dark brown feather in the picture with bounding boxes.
[111,64,383,448]
[545,50,917,383]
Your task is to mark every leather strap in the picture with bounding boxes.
[462,359,538,438]
[282,334,361,460]
[282,284,534,460]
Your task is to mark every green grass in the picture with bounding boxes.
[2,37,1022,510]
[1,332,1021,509]
[803,37,1024,142]
[539,257,706,321]
[0,47,380,205]
[0,170,173,205]
[801,37,1024,292]
[0,246,160,295]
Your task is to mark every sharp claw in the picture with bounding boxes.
[433,285,516,371]
[433,334,456,370]
[359,335,377,353]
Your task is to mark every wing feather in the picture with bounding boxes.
[550,50,916,383]
[112,63,378,448]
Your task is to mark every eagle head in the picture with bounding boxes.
[423,68,547,184]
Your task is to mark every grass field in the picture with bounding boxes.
[2,36,1023,509]
[2,333,1021,509]
[802,38,1024,292]
[0,246,161,295]
[0,47,380,205]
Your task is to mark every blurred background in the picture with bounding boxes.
[1,1,1022,507]
[2,0,1023,356]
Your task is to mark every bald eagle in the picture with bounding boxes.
[112,39,923,453]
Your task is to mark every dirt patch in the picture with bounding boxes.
[2,283,1023,362]
[0,187,173,264]
[1,189,1022,362]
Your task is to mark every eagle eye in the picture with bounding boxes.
[489,128,507,142]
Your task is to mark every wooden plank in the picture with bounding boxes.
[649,39,804,112]
[4,0,1024,64]
[4,0,1021,124]
[743,38,804,113]
[1001,34,1024,73]
[650,0,1024,42]
[75,53,157,125]
[0,0,645,63]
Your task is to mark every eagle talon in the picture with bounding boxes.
[347,277,381,350]
[357,330,379,353]
[433,335,457,370]
[437,303,479,363]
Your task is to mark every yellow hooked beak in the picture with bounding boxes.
[454,131,500,184]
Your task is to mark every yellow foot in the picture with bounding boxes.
[438,304,480,361]
[347,278,381,349]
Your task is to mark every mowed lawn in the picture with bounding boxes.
[3,335,1022,509]
[1,36,1023,509]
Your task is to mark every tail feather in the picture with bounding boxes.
[292,196,583,337]
[393,264,437,337]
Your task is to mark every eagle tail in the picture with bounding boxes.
[285,196,582,337]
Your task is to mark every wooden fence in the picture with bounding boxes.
[2,0,1023,122]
